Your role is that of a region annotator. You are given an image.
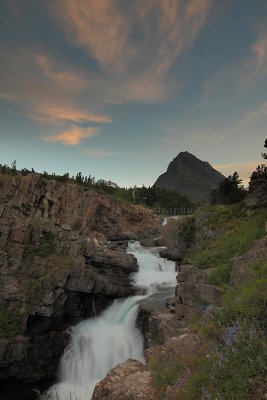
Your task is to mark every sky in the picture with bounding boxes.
[0,0,267,188]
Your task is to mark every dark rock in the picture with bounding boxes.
[136,305,182,349]
[159,248,182,263]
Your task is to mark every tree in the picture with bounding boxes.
[11,160,17,171]
[210,172,246,204]
[249,139,267,190]
[261,138,267,160]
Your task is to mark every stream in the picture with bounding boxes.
[45,241,177,400]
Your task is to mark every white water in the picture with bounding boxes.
[127,241,177,290]
[162,215,180,226]
[45,241,176,400]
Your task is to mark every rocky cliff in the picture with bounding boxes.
[0,173,159,390]
[154,151,224,202]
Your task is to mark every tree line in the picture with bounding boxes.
[0,163,194,211]
[210,138,267,205]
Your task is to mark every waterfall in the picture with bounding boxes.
[127,241,176,291]
[45,242,176,400]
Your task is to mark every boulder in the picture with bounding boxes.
[92,358,160,400]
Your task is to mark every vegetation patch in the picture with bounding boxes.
[152,254,267,400]
[0,303,19,338]
[149,356,184,397]
[178,217,196,251]
[186,207,267,286]
[25,232,54,257]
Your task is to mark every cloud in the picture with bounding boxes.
[54,0,213,102]
[42,127,99,145]
[0,49,113,127]
[241,101,267,124]
[203,30,267,103]
[31,104,112,125]
[85,148,120,158]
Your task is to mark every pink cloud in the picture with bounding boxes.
[42,127,99,145]
[32,104,112,125]
[54,0,213,101]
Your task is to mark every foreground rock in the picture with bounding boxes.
[92,358,160,400]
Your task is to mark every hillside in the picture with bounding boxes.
[154,151,224,202]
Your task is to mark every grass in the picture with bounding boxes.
[149,355,184,397]
[185,206,267,286]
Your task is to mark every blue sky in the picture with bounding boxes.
[0,0,267,187]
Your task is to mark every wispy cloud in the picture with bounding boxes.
[42,127,99,145]
[203,29,267,103]
[31,104,112,125]
[0,49,111,132]
[241,101,267,124]
[85,148,120,158]
[54,0,213,102]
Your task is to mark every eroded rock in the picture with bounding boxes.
[92,358,160,400]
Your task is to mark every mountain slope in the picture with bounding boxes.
[154,151,224,201]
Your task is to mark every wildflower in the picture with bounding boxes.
[173,368,191,389]
[203,306,213,323]
[201,386,212,400]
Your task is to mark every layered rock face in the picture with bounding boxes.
[154,151,224,202]
[173,264,224,319]
[0,173,159,383]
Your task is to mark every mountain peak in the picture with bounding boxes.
[154,152,224,202]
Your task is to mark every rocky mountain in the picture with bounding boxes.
[154,151,224,202]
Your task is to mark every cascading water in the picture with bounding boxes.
[127,241,177,291]
[45,241,176,400]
